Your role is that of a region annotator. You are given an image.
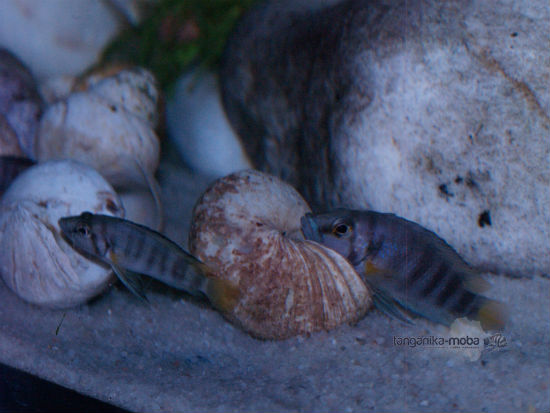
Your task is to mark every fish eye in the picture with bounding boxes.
[75,224,91,237]
[332,221,352,238]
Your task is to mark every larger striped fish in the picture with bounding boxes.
[59,212,240,312]
[301,209,507,330]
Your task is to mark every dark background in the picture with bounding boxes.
[0,363,128,413]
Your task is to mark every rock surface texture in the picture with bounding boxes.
[221,0,550,277]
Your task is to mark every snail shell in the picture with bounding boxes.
[73,65,159,128]
[36,67,160,187]
[189,170,371,340]
[0,160,124,308]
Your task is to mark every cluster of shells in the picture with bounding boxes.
[0,48,161,308]
[0,49,373,340]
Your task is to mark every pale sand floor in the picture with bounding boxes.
[0,155,548,412]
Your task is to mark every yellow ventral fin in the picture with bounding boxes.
[477,300,508,331]
[205,277,241,313]
[364,260,383,275]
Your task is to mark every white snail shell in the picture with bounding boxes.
[0,160,124,308]
[36,67,160,187]
[189,170,371,340]
[76,66,159,128]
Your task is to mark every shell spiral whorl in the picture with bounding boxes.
[189,169,371,340]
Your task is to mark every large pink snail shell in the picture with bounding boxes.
[189,169,372,340]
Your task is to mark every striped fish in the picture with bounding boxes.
[59,212,239,312]
[0,156,35,194]
[301,209,507,330]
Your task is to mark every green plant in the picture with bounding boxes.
[102,0,258,88]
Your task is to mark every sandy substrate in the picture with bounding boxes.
[0,158,548,412]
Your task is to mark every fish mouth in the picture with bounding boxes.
[58,216,78,247]
[300,213,322,243]
[58,217,71,236]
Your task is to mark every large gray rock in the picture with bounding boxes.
[221,0,550,277]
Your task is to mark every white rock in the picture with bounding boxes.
[0,160,124,308]
[166,71,251,177]
[443,318,489,362]
[0,0,124,80]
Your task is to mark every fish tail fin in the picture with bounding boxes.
[204,277,241,313]
[473,298,508,331]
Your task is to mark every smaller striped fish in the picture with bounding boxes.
[0,156,35,194]
[301,209,507,330]
[59,212,239,312]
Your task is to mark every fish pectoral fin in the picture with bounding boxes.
[362,264,414,324]
[366,282,414,325]
[111,263,150,304]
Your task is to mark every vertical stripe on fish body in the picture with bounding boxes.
[103,217,206,291]
[58,212,239,312]
[301,209,506,330]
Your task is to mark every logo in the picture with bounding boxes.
[483,333,507,352]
